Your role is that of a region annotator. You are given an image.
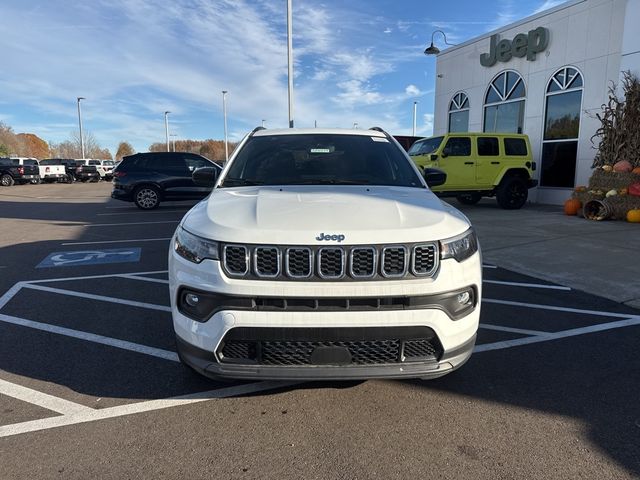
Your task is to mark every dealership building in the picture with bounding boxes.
[432,0,639,204]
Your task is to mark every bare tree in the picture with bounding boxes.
[116,141,135,161]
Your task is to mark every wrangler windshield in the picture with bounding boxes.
[222,134,424,188]
[408,136,443,156]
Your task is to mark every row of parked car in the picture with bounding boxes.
[0,157,117,186]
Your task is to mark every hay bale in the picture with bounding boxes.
[588,169,640,190]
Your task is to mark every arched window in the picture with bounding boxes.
[448,92,469,132]
[483,71,526,133]
[540,67,584,188]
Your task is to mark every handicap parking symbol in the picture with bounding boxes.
[37,248,142,268]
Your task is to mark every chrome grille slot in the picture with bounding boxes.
[286,248,312,278]
[350,247,376,278]
[381,246,408,278]
[318,248,345,279]
[254,247,280,278]
[412,244,437,276]
[223,245,248,275]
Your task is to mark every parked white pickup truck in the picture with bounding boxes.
[86,159,115,181]
[35,159,68,183]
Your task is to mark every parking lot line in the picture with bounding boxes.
[479,323,548,336]
[0,313,179,362]
[22,284,171,312]
[0,381,298,438]
[484,298,640,319]
[0,378,91,416]
[484,279,571,291]
[119,274,170,285]
[26,270,168,285]
[86,221,180,227]
[62,237,172,246]
[475,317,640,353]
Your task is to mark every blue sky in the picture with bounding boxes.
[0,0,564,155]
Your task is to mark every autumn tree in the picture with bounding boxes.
[148,138,237,161]
[48,131,112,159]
[115,141,135,160]
[0,122,21,156]
[16,133,50,158]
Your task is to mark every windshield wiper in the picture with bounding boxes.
[220,177,264,187]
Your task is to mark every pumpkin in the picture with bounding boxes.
[619,188,628,195]
[606,189,618,197]
[627,209,640,223]
[613,160,632,173]
[629,183,640,197]
[564,198,581,215]
[602,165,613,172]
[632,167,640,175]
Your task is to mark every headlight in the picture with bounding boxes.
[174,226,219,263]
[440,228,479,262]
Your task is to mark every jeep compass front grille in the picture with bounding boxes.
[221,242,439,281]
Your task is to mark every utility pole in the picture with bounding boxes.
[164,111,171,152]
[287,0,294,128]
[77,97,85,159]
[412,101,418,136]
[222,91,229,162]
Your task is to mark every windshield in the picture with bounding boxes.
[408,136,444,156]
[102,161,115,166]
[221,134,424,188]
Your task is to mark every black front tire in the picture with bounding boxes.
[496,177,528,209]
[134,185,161,210]
[456,193,482,205]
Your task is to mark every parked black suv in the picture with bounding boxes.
[111,152,221,209]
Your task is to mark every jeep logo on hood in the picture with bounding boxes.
[316,233,345,242]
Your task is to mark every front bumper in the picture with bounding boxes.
[176,332,476,381]
[170,246,482,381]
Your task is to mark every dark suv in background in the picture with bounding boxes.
[111,152,222,209]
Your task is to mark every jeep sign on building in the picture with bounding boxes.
[432,0,639,205]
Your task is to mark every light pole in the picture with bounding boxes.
[287,0,294,128]
[164,111,171,152]
[222,90,229,163]
[77,97,85,159]
[412,101,418,136]
[261,119,266,128]
[170,134,177,152]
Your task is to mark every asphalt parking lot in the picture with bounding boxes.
[1,182,639,479]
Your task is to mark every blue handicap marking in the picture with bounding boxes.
[37,248,142,268]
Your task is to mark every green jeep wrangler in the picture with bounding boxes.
[407,133,538,209]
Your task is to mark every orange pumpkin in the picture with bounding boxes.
[632,167,640,175]
[627,209,640,223]
[564,198,581,216]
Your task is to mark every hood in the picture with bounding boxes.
[182,186,470,245]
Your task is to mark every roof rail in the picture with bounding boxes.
[249,126,266,137]
[368,126,391,139]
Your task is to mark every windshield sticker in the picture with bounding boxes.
[371,137,389,142]
[310,148,331,153]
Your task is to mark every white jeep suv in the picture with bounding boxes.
[169,127,481,381]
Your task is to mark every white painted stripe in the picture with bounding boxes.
[0,281,26,310]
[86,221,179,227]
[0,378,91,415]
[120,275,170,285]
[482,264,497,269]
[483,298,640,320]
[97,210,187,216]
[475,317,640,353]
[0,381,298,438]
[479,323,548,336]
[0,313,179,362]
[484,279,571,291]
[62,237,171,246]
[22,284,171,312]
[28,270,168,284]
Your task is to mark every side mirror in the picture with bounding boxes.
[424,168,447,188]
[430,154,438,161]
[192,167,218,188]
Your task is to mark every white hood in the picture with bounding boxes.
[182,186,470,245]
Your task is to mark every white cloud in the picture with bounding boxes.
[534,0,566,13]
[405,85,422,97]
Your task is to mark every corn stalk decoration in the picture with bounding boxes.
[591,71,640,168]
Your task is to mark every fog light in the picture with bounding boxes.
[185,293,200,307]
[457,291,471,306]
